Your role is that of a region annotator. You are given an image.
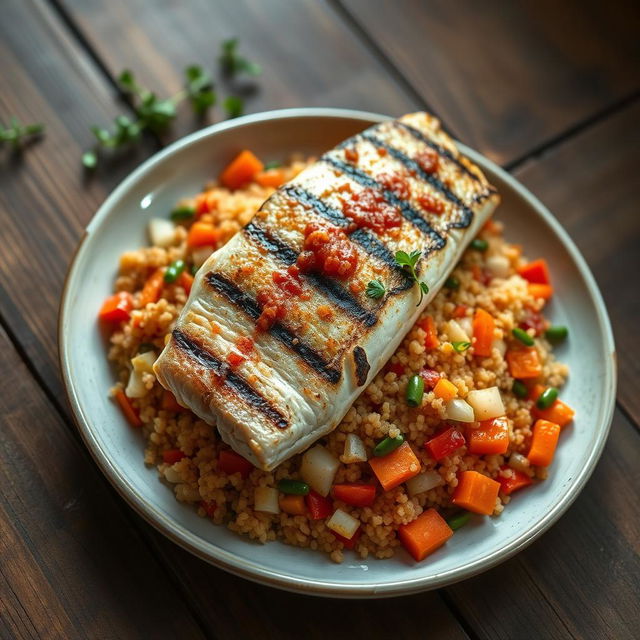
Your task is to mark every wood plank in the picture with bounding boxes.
[339,0,640,164]
[0,324,205,640]
[445,409,640,640]
[513,101,640,424]
[55,0,419,140]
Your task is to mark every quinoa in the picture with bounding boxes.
[106,159,569,563]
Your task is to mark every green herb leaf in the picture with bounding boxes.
[0,117,45,149]
[82,151,98,169]
[365,279,386,299]
[184,65,216,115]
[451,341,471,353]
[219,38,261,77]
[223,95,244,118]
[118,69,139,94]
[394,250,429,305]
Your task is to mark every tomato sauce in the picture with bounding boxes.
[297,221,358,279]
[340,189,402,234]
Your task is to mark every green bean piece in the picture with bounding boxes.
[536,387,558,409]
[512,380,528,399]
[170,206,195,222]
[545,325,569,342]
[470,238,488,252]
[512,327,535,346]
[277,479,310,495]
[446,511,472,531]
[406,374,425,407]
[373,435,405,457]
[164,259,186,283]
[444,276,460,290]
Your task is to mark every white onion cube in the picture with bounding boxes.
[445,398,475,422]
[148,218,176,248]
[327,508,360,539]
[254,487,280,514]
[406,470,443,496]
[467,387,505,421]
[300,445,339,497]
[342,434,367,463]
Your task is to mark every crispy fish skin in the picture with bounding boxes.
[154,112,500,470]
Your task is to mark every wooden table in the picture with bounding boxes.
[1,1,638,637]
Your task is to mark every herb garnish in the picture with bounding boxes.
[223,95,244,119]
[451,341,471,353]
[365,279,386,299]
[0,118,44,150]
[395,250,429,305]
[219,38,262,77]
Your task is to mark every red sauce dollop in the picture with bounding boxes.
[416,149,440,174]
[378,172,410,200]
[256,287,287,331]
[340,189,402,234]
[297,222,358,279]
[272,268,303,296]
[417,193,445,215]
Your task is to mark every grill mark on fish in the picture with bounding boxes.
[172,328,289,429]
[353,346,370,386]
[205,272,341,383]
[244,221,298,264]
[242,220,380,325]
[360,133,474,229]
[323,155,445,248]
[282,186,348,227]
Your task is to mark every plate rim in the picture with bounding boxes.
[58,107,617,598]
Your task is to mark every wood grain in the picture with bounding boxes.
[0,324,205,640]
[339,0,640,164]
[55,0,419,140]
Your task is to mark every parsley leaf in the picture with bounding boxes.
[0,117,44,150]
[394,250,429,305]
[223,95,244,118]
[365,279,386,299]
[219,38,262,77]
[185,65,216,115]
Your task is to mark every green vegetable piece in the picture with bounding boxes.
[512,380,528,399]
[164,259,186,283]
[82,151,98,169]
[536,387,558,410]
[451,341,471,353]
[545,325,568,342]
[405,374,425,408]
[219,38,262,77]
[444,276,460,290]
[512,327,535,346]
[470,238,489,252]
[264,161,281,170]
[184,65,216,115]
[365,279,386,299]
[223,96,244,119]
[170,206,195,222]
[373,435,405,458]
[446,511,472,531]
[277,479,310,496]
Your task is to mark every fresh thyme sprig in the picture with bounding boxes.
[395,250,429,305]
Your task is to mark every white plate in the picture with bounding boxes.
[59,108,616,597]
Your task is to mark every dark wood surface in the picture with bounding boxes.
[1,0,638,638]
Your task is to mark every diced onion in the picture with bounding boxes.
[131,350,156,374]
[486,254,510,278]
[254,487,280,514]
[458,316,473,339]
[148,218,176,248]
[445,398,475,422]
[327,508,360,539]
[192,245,214,267]
[466,387,505,420]
[125,369,147,398]
[446,319,470,343]
[342,433,367,463]
[508,453,530,473]
[300,445,340,496]
[406,470,443,496]
[491,338,507,357]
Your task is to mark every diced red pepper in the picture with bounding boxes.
[519,310,547,336]
[218,450,254,478]
[305,490,333,520]
[425,427,466,461]
[386,362,405,377]
[518,259,550,285]
[162,449,186,465]
[421,368,441,389]
[200,500,217,518]
[452,305,468,319]
[99,291,133,323]
[332,483,376,507]
[333,527,362,550]
[497,466,533,495]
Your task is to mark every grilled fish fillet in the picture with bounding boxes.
[154,112,499,470]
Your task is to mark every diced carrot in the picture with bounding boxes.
[332,484,376,507]
[467,416,509,455]
[369,442,420,491]
[452,470,500,515]
[279,494,306,516]
[433,378,458,402]
[528,419,561,467]
[218,450,254,478]
[220,150,264,190]
[482,218,500,234]
[187,222,221,248]
[506,347,542,379]
[529,385,575,427]
[452,304,467,318]
[98,291,133,324]
[178,271,194,294]
[114,388,142,428]
[419,315,440,349]
[255,168,287,188]
[497,466,533,495]
[518,258,551,285]
[528,283,554,301]
[398,508,453,561]
[162,449,186,464]
[139,268,165,307]
[472,308,495,357]
[161,389,184,412]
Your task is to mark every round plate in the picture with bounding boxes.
[59,108,616,598]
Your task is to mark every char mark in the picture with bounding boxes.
[323,156,445,247]
[244,221,298,265]
[172,329,289,429]
[205,272,341,383]
[352,346,370,386]
[360,133,475,229]
[281,186,349,228]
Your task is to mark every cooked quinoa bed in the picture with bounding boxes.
[106,157,569,564]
